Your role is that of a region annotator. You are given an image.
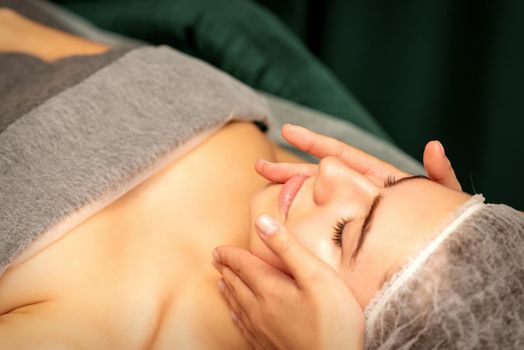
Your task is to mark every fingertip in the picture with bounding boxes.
[434,140,445,156]
[281,123,292,136]
[212,246,234,267]
[282,123,307,139]
[212,248,220,262]
[281,124,297,142]
[424,141,446,168]
[255,214,279,238]
[255,158,270,172]
[427,140,445,156]
[283,123,299,129]
[211,258,222,273]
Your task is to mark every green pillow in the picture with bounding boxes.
[52,0,392,142]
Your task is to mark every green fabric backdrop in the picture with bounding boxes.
[256,0,524,208]
[52,0,523,208]
[51,0,391,141]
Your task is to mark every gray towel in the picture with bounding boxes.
[0,45,269,275]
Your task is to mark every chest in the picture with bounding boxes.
[0,122,274,348]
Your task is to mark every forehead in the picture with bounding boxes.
[375,177,452,233]
[358,179,457,265]
[347,177,471,307]
[370,177,469,245]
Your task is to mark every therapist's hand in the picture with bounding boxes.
[422,140,461,191]
[213,215,364,350]
[258,124,461,191]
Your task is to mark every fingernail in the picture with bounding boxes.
[256,214,279,237]
[255,159,271,172]
[218,279,226,292]
[257,159,271,168]
[230,310,238,322]
[436,141,445,156]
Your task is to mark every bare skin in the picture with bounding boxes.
[0,8,109,60]
[0,10,303,348]
[212,126,468,350]
[0,119,306,349]
[0,10,464,349]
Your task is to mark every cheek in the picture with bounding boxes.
[346,253,390,309]
[292,221,341,268]
[249,217,342,275]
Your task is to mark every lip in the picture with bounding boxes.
[278,175,309,219]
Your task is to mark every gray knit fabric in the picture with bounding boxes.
[364,196,524,350]
[0,48,133,133]
[0,45,268,275]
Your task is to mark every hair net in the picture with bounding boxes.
[364,194,524,350]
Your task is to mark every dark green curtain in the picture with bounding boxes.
[256,0,524,209]
[51,0,391,140]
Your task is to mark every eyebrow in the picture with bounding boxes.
[385,174,429,188]
[351,175,429,260]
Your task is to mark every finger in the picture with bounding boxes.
[233,312,273,350]
[232,316,264,350]
[234,320,256,349]
[255,159,317,183]
[213,246,290,295]
[221,266,259,309]
[220,278,244,320]
[222,285,261,349]
[281,124,408,180]
[255,214,330,289]
[423,140,462,191]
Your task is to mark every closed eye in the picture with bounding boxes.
[332,216,351,247]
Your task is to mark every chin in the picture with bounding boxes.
[248,184,289,273]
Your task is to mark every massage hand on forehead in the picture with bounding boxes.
[3,8,522,348]
[213,125,524,350]
[211,124,464,350]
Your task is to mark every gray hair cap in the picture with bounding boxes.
[364,194,524,350]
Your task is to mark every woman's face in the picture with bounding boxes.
[249,156,471,309]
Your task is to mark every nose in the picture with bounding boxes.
[314,156,378,205]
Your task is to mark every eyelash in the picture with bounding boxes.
[384,175,397,187]
[332,217,351,247]
[332,174,398,248]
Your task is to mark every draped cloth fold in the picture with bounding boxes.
[0,45,269,276]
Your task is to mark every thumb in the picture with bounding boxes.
[423,140,462,191]
[255,214,328,288]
